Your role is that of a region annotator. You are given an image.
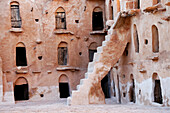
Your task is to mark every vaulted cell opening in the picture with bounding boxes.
[58,42,68,65]
[101,71,111,98]
[55,7,66,29]
[133,24,139,53]
[92,7,104,31]
[129,74,135,103]
[152,73,163,104]
[11,2,22,28]
[14,77,29,101]
[152,25,159,53]
[16,42,27,66]
[59,74,70,98]
[89,42,97,62]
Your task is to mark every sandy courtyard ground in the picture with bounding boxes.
[0,99,170,113]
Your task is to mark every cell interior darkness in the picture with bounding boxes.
[16,47,27,66]
[59,83,70,98]
[154,80,163,104]
[89,49,97,62]
[14,84,29,101]
[101,72,111,98]
[92,12,104,31]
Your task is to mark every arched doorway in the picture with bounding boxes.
[16,42,27,66]
[152,73,163,104]
[14,77,29,101]
[59,74,70,98]
[10,1,22,28]
[129,74,135,103]
[92,7,104,31]
[55,7,66,29]
[152,25,159,53]
[58,42,68,65]
[133,24,139,53]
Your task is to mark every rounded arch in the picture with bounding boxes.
[152,24,158,29]
[58,41,68,47]
[59,74,69,83]
[58,42,68,65]
[55,7,66,29]
[16,42,26,47]
[93,7,103,12]
[92,7,104,31]
[56,7,65,13]
[130,74,134,80]
[89,42,98,50]
[152,72,163,104]
[152,72,159,80]
[152,25,159,53]
[10,1,19,5]
[59,74,70,98]
[133,24,139,53]
[16,42,27,66]
[15,77,28,85]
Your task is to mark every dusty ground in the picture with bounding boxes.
[0,99,170,113]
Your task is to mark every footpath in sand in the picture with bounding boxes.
[0,99,170,113]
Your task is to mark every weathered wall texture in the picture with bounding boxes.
[70,0,170,106]
[0,0,105,104]
[0,0,169,107]
[108,0,170,107]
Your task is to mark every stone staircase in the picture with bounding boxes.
[69,13,131,105]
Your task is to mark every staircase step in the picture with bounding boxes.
[93,53,100,62]
[105,35,111,41]
[80,78,87,85]
[97,47,103,53]
[102,41,107,46]
[87,62,94,73]
[72,90,79,94]
[76,85,81,90]
[85,72,88,79]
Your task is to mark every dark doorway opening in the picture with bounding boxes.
[154,80,163,104]
[59,83,70,98]
[16,47,27,66]
[101,72,111,98]
[14,84,29,101]
[137,0,140,9]
[93,12,104,31]
[89,49,97,62]
[117,74,121,103]
[129,79,135,103]
[134,25,139,53]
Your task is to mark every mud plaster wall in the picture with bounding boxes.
[0,0,105,102]
[110,1,170,106]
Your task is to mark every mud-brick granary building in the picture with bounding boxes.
[0,0,170,107]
